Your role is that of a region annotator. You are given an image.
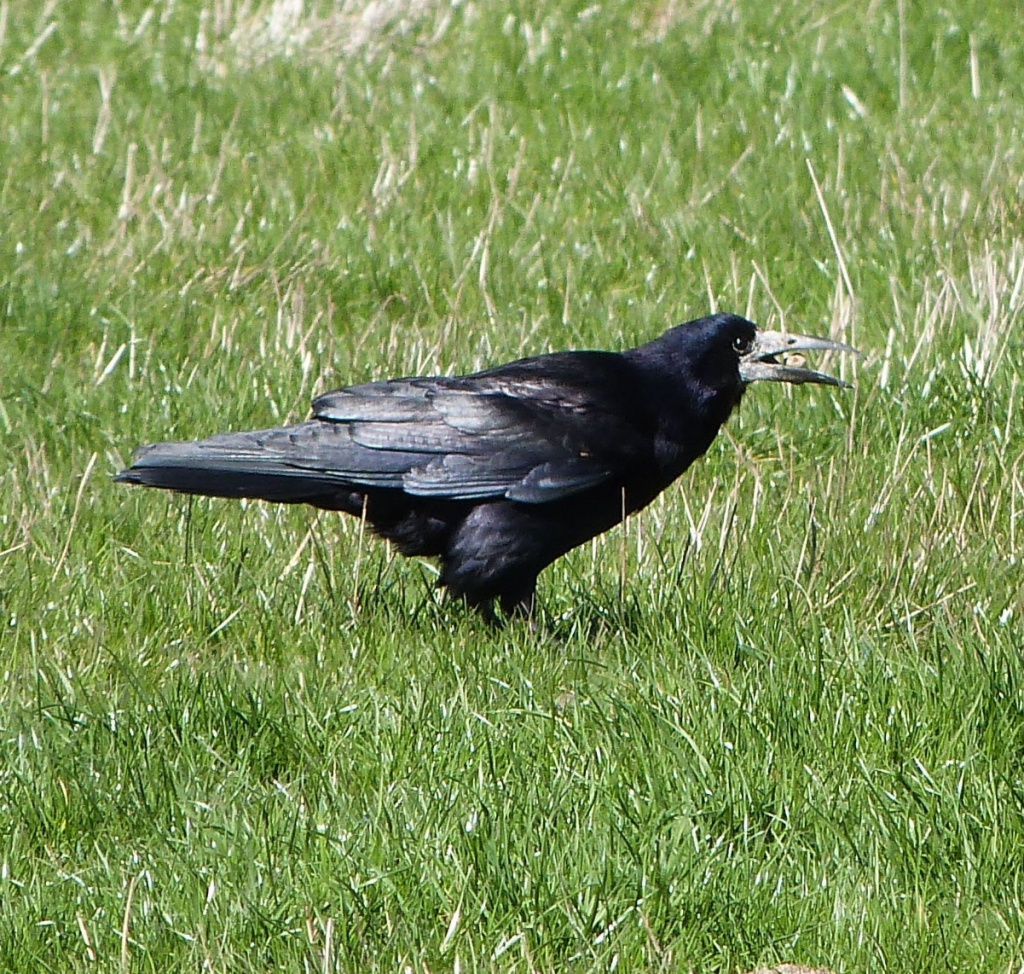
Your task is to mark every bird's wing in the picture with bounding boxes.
[309,367,645,503]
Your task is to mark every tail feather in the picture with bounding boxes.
[115,426,365,507]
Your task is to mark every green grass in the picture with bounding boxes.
[1,0,1023,970]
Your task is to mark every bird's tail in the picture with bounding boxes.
[114,425,356,507]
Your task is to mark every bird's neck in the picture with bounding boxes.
[624,351,744,477]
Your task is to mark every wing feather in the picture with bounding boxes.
[305,360,647,503]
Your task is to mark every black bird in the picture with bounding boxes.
[116,313,854,619]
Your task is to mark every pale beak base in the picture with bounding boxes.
[739,330,858,387]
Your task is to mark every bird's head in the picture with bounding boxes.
[658,313,856,394]
[629,313,857,434]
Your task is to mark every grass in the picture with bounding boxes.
[1,0,1023,969]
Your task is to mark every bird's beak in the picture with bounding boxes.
[739,330,858,387]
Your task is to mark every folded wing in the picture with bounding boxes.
[118,353,651,506]
[310,366,639,503]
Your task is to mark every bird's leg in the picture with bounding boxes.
[451,586,503,627]
[456,581,538,628]
[499,579,537,624]
[473,599,502,628]
[466,596,531,629]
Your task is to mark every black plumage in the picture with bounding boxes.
[116,313,854,619]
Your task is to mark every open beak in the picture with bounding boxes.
[739,330,858,387]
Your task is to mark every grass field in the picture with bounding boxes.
[1,0,1023,970]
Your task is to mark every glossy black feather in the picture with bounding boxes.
[116,313,762,616]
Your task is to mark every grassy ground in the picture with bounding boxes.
[1,0,1022,970]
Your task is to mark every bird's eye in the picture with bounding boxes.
[733,335,752,354]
